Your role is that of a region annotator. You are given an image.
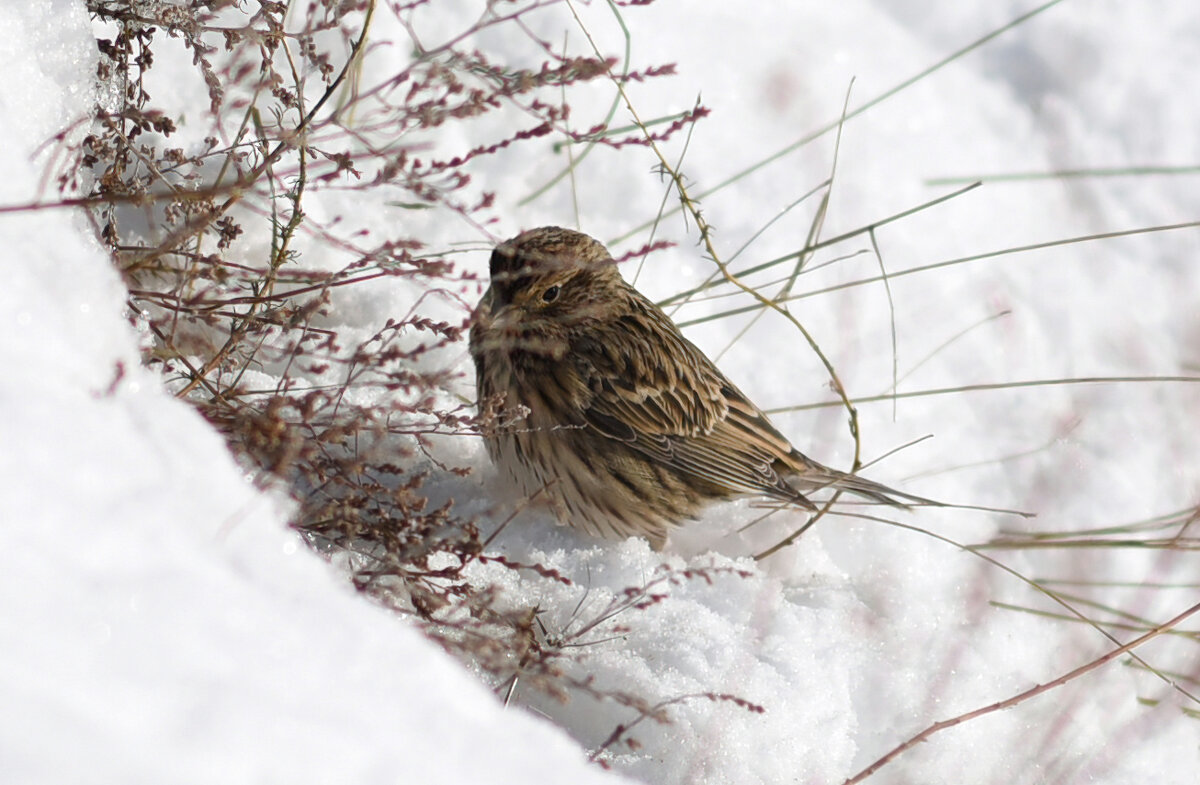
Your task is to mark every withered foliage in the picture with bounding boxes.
[63,0,752,756]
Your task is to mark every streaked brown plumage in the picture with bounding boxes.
[470,226,931,549]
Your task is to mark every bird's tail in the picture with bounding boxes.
[788,456,940,509]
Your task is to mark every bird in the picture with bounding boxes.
[469,226,934,549]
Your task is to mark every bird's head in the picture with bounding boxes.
[477,226,623,359]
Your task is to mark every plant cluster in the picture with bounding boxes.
[69,0,736,758]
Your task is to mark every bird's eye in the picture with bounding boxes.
[541,285,560,303]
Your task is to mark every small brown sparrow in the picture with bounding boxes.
[470,227,931,549]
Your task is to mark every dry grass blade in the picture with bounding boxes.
[844,601,1200,785]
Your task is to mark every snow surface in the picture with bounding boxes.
[3,1,1199,784]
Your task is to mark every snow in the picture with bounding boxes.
[3,2,1198,784]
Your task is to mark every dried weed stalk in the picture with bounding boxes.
[64,0,749,758]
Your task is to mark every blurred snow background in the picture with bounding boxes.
[2,1,1198,784]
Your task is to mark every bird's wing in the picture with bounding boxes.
[574,294,815,507]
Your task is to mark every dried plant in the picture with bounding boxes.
[59,0,761,763]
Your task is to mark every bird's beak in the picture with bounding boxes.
[490,303,522,332]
